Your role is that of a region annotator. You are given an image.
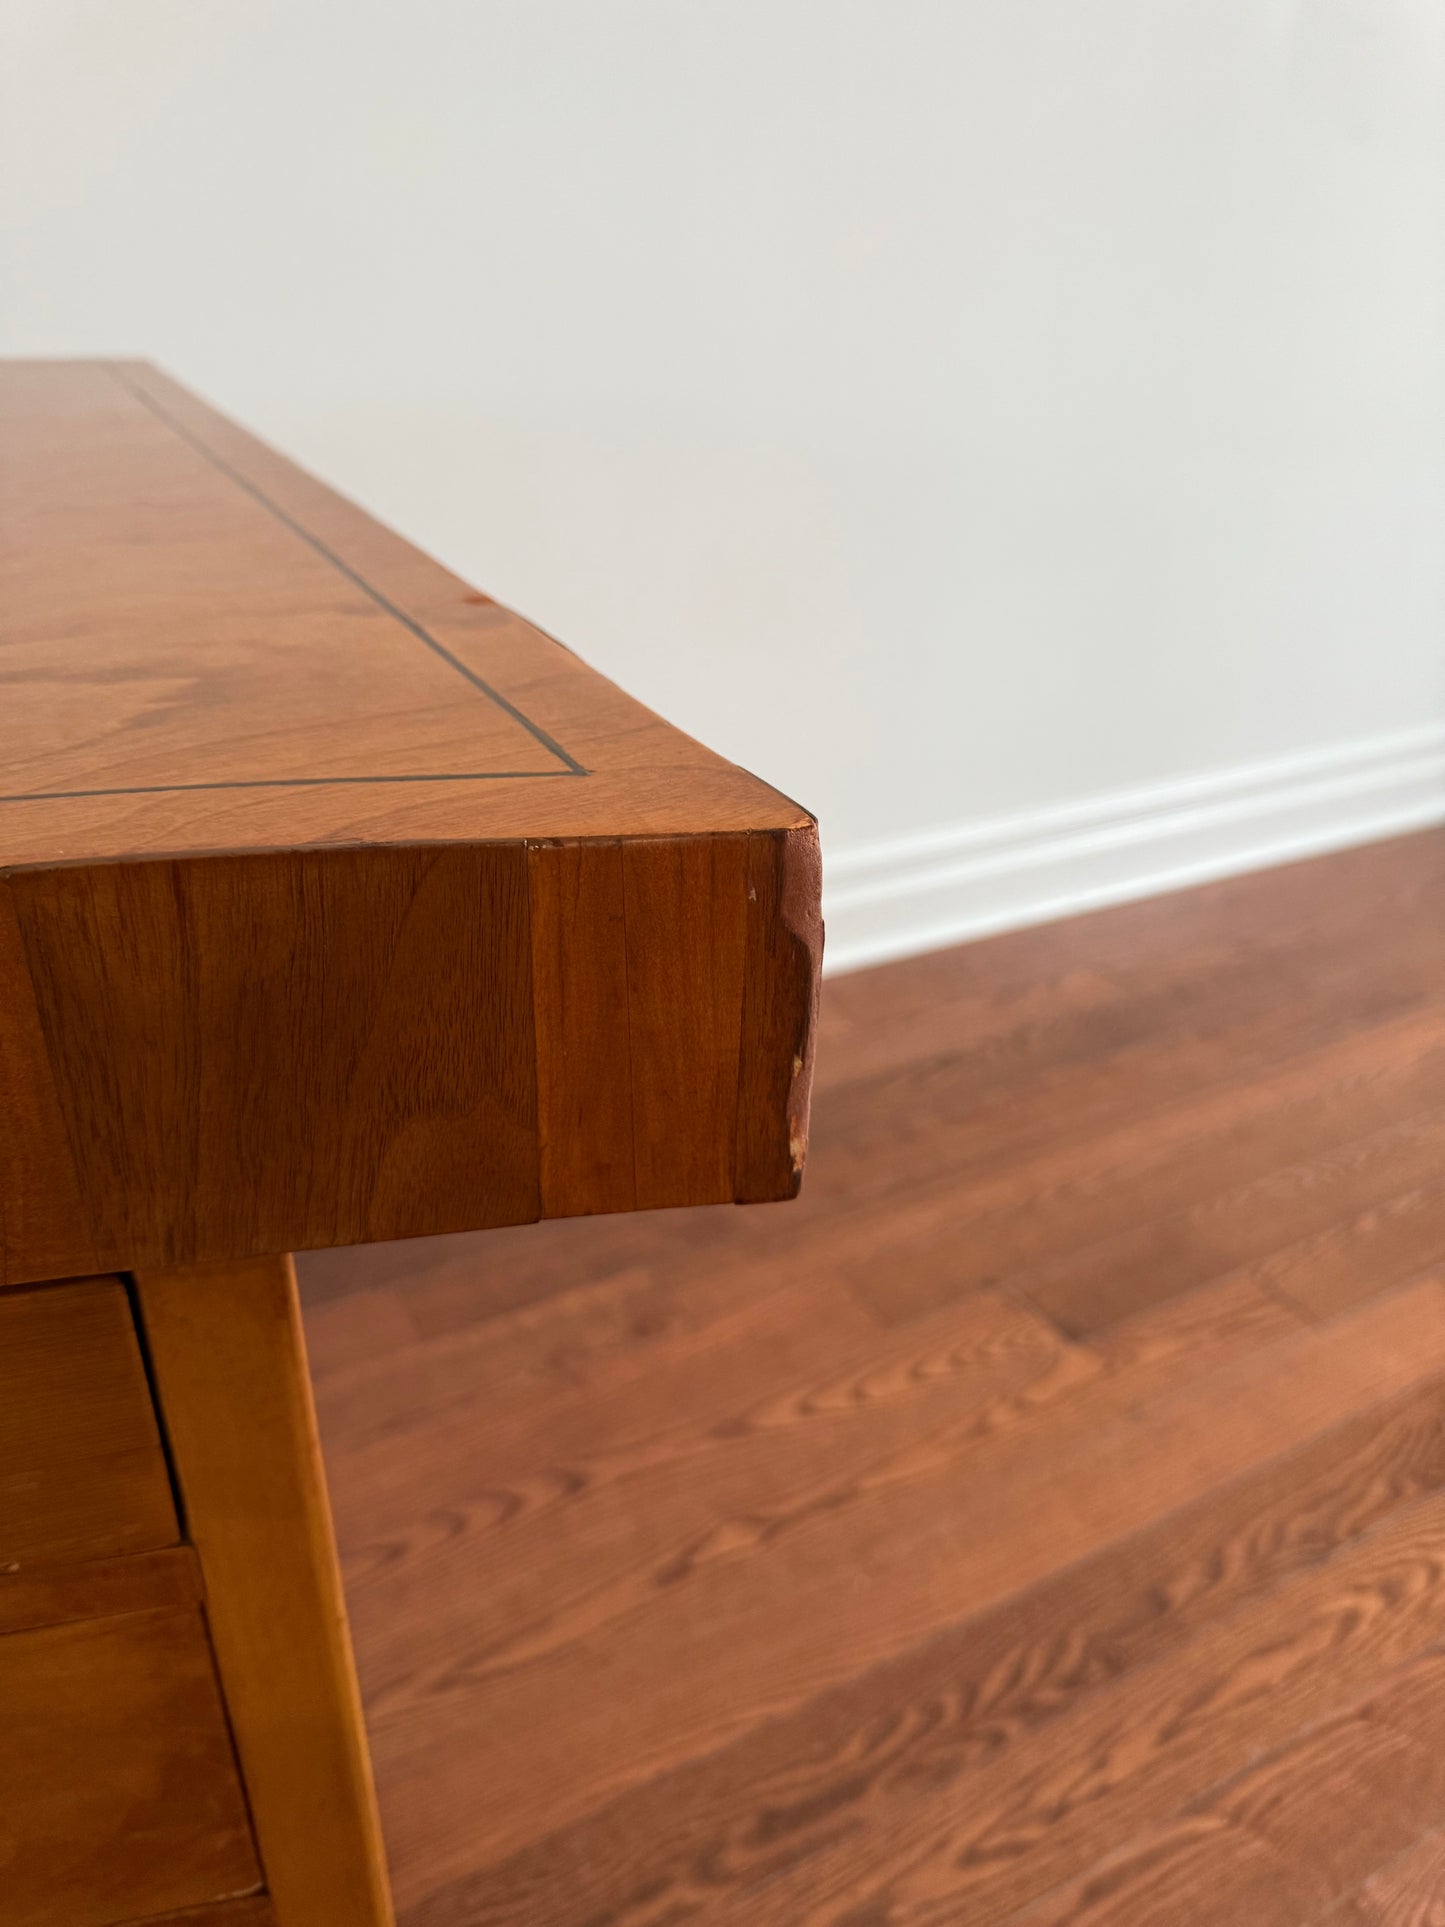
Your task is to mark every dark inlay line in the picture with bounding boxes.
[0,770,577,804]
[105,362,589,776]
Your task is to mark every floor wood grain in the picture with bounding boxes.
[300,828,1445,1924]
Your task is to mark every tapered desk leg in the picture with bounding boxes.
[133,1253,394,1927]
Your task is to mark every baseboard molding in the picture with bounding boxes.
[823,724,1445,975]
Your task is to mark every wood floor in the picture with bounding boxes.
[298,827,1445,1925]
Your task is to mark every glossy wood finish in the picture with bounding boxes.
[1,1607,260,1925]
[0,1276,178,1569]
[0,358,820,1285]
[299,828,1445,1924]
[134,1254,394,1927]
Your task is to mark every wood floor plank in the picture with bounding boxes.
[337,1285,1072,1700]
[1256,1180,1445,1323]
[815,829,1445,1095]
[336,1274,1284,1699]
[1011,1646,1445,1927]
[1011,1103,1445,1334]
[755,1492,1445,1925]
[357,1281,1444,1902]
[403,1364,1445,1924]
[1331,1825,1445,1925]
[306,1202,802,1417]
[832,986,1445,1225]
[832,1009,1445,1341]
[816,903,1445,1194]
[316,1270,884,1466]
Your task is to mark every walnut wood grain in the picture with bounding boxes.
[0,885,95,1283]
[621,834,750,1209]
[0,1544,202,1636]
[528,839,636,1217]
[0,358,820,1285]
[1,1607,261,1926]
[133,1254,394,1927]
[10,846,541,1268]
[0,1276,179,1570]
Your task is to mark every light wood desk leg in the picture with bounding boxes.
[133,1253,394,1927]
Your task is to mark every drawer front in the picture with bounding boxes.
[0,1276,179,1568]
[114,1905,278,1926]
[0,1606,263,1925]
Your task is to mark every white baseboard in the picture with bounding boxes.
[822,724,1445,975]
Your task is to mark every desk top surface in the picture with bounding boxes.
[0,359,807,870]
[0,362,819,1288]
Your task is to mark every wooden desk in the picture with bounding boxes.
[0,361,820,1925]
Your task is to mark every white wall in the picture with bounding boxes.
[6,1,1445,969]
